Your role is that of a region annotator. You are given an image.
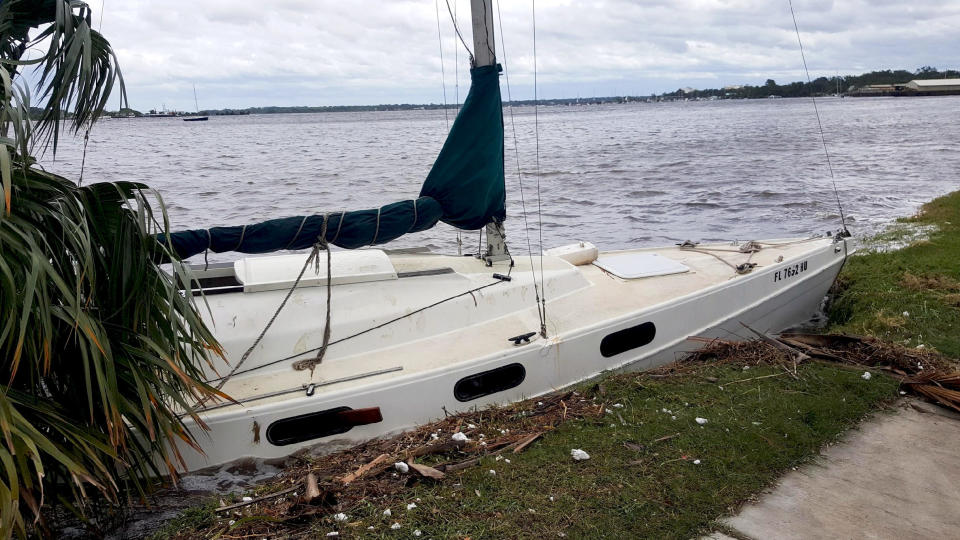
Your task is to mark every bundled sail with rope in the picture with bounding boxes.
[159,64,506,259]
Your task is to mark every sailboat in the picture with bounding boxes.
[182,84,208,122]
[162,0,850,471]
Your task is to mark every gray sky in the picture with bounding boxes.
[70,0,960,111]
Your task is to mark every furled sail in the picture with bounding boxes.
[420,64,505,230]
[159,64,504,260]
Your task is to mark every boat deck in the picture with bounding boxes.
[198,237,837,414]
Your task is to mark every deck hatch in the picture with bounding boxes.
[600,321,656,357]
[266,406,383,446]
[594,253,689,279]
[454,363,526,402]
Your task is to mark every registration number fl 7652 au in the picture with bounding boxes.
[774,260,807,282]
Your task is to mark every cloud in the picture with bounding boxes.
[75,0,960,110]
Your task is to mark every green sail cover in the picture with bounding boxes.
[420,64,506,230]
[158,198,442,259]
[159,64,504,260]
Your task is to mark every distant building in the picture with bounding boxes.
[849,78,960,97]
[904,78,960,94]
[849,84,903,96]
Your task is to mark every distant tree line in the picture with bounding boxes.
[662,66,960,100]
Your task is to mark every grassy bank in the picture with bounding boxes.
[828,191,960,356]
[155,357,897,539]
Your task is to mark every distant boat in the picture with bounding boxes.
[183,84,209,122]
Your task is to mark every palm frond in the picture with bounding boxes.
[0,2,220,537]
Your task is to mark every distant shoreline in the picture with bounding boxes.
[111,66,960,117]
[110,92,960,118]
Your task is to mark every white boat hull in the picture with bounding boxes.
[178,237,847,471]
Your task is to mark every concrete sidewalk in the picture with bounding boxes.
[706,400,960,540]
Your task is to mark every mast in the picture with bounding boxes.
[470,0,496,68]
[193,84,200,113]
[471,0,510,265]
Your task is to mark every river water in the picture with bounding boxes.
[43,95,960,261]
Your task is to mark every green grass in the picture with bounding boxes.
[270,362,896,539]
[828,191,960,356]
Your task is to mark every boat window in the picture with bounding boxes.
[454,363,526,402]
[266,406,383,446]
[600,321,657,357]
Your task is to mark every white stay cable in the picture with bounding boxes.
[532,0,547,336]
[495,0,545,333]
[788,0,849,234]
[434,0,451,131]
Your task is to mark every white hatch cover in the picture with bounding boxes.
[593,252,690,279]
[234,249,398,292]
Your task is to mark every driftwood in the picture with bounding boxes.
[724,372,788,385]
[215,486,299,513]
[405,439,467,459]
[301,472,322,505]
[650,432,680,444]
[512,431,544,453]
[904,372,960,413]
[340,453,391,485]
[440,432,543,472]
[740,322,809,371]
[406,461,445,480]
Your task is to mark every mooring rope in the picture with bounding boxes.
[209,215,330,393]
[291,221,333,375]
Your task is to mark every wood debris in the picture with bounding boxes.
[406,461,445,480]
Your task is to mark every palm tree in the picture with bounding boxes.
[0,2,224,536]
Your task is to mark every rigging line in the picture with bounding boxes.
[433,1,460,250]
[204,224,328,397]
[788,0,848,234]
[80,0,109,187]
[77,129,90,186]
[98,0,105,31]
[532,0,547,335]
[205,279,509,382]
[495,0,544,329]
[454,0,459,108]
[445,0,475,67]
[434,0,450,130]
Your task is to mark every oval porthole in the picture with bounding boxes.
[454,363,526,402]
[266,406,382,446]
[600,321,656,358]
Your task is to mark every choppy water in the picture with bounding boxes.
[44,96,960,261]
